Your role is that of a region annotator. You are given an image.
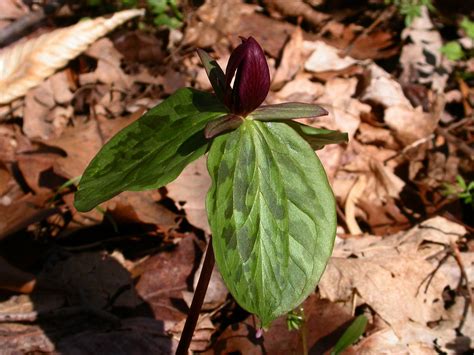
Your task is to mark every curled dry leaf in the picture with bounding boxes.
[344,174,367,235]
[0,9,144,105]
[271,26,303,90]
[304,40,358,73]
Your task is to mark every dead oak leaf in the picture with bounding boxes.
[44,119,103,180]
[319,217,466,329]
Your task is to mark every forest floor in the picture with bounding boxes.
[0,0,473,353]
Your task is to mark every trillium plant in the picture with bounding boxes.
[75,37,347,352]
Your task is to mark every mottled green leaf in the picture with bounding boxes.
[287,122,348,150]
[207,120,336,326]
[331,315,368,355]
[75,88,226,212]
[249,102,327,121]
[204,113,243,139]
[197,49,226,103]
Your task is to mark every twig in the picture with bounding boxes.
[176,239,215,355]
[436,126,474,159]
[0,0,67,47]
[416,251,450,296]
[450,241,474,313]
[384,134,435,163]
[446,117,473,132]
[343,5,397,57]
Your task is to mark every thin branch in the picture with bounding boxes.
[436,126,474,160]
[450,241,474,312]
[176,239,215,355]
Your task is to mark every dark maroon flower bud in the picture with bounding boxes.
[224,37,270,117]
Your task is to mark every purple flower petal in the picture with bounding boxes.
[225,37,270,116]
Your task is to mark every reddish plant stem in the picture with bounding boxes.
[176,239,215,355]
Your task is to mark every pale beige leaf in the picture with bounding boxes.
[166,157,211,234]
[0,9,144,105]
[271,26,303,90]
[344,174,367,235]
[304,40,357,73]
[320,217,467,334]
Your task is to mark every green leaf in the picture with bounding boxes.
[461,17,474,39]
[153,13,182,29]
[440,41,464,61]
[331,315,368,355]
[207,120,336,326]
[197,49,226,103]
[204,114,243,139]
[147,0,167,14]
[248,103,328,121]
[456,175,467,190]
[75,88,227,212]
[287,122,348,150]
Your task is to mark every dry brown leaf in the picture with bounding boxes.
[320,22,399,60]
[172,314,215,352]
[384,105,437,145]
[166,157,211,234]
[183,0,251,49]
[45,119,103,179]
[369,159,405,200]
[0,9,144,105]
[204,294,353,355]
[135,236,199,322]
[79,38,131,90]
[352,326,441,354]
[0,0,28,25]
[315,144,344,182]
[17,153,60,194]
[0,161,15,197]
[232,12,295,59]
[320,217,468,352]
[309,77,367,139]
[271,26,304,90]
[183,239,228,311]
[304,40,358,73]
[362,63,412,108]
[400,6,451,92]
[0,256,36,293]
[106,191,179,232]
[357,198,410,235]
[271,73,325,103]
[0,193,56,240]
[357,122,398,149]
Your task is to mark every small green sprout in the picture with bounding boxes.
[443,175,474,208]
[385,0,435,26]
[286,307,305,331]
